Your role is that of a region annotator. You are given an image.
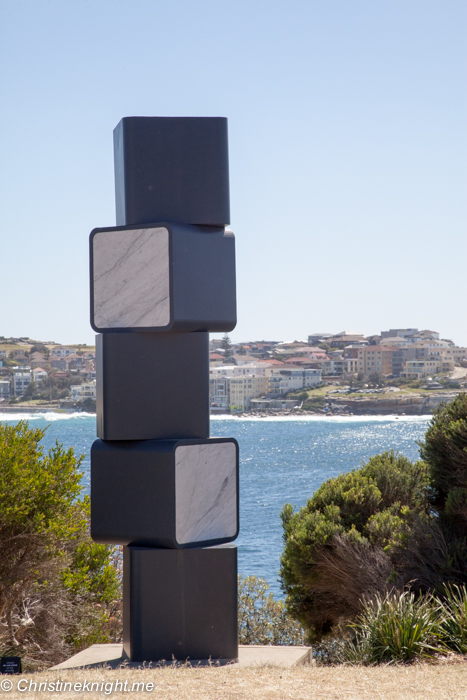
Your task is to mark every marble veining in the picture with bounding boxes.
[175,442,237,544]
[93,227,170,328]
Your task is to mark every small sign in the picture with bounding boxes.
[0,657,21,674]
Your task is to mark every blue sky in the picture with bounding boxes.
[1,0,466,346]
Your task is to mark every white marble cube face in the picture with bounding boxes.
[175,442,237,545]
[92,227,170,329]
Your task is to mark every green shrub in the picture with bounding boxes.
[0,421,121,669]
[280,451,431,640]
[420,394,467,506]
[416,394,467,584]
[302,396,325,411]
[238,576,304,645]
[280,395,467,656]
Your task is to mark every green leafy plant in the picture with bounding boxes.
[348,590,444,664]
[238,575,304,645]
[0,421,121,669]
[280,451,431,640]
[438,584,467,653]
[419,394,467,581]
[280,395,467,659]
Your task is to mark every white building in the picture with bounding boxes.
[0,380,11,400]
[13,368,32,396]
[267,368,321,397]
[210,362,273,378]
[32,367,48,384]
[71,380,96,401]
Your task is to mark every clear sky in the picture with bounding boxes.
[1,0,465,346]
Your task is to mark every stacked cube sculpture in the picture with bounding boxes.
[90,117,239,662]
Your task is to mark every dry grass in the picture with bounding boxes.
[4,660,467,699]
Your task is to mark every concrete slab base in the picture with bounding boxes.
[51,643,313,670]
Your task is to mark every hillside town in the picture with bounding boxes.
[0,328,466,415]
[209,329,467,414]
[0,340,97,410]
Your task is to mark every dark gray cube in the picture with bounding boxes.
[90,223,236,333]
[96,332,209,440]
[114,117,230,226]
[91,437,239,548]
[123,545,238,662]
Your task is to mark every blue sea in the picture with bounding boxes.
[0,412,431,596]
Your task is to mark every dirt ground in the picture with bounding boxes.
[3,660,467,700]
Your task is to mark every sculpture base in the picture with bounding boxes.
[50,644,313,670]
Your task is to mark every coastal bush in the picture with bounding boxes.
[280,451,431,641]
[280,395,467,655]
[238,576,304,645]
[419,393,467,512]
[81,397,96,413]
[301,395,325,412]
[417,394,467,584]
[0,421,121,669]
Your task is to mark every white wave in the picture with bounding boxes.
[210,414,432,423]
[0,412,96,422]
[0,411,432,425]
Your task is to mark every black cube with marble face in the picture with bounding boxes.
[114,117,230,227]
[96,332,209,441]
[123,544,238,662]
[90,223,236,333]
[91,437,239,548]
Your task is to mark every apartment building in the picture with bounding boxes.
[307,333,332,345]
[381,328,419,341]
[13,368,32,396]
[431,346,467,363]
[391,347,418,377]
[230,375,268,412]
[320,359,349,376]
[50,357,68,371]
[400,360,443,380]
[329,332,367,349]
[209,376,230,413]
[266,368,321,397]
[32,367,48,384]
[0,380,11,400]
[70,380,96,401]
[210,362,273,378]
[357,346,395,376]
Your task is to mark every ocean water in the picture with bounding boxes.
[0,412,431,596]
